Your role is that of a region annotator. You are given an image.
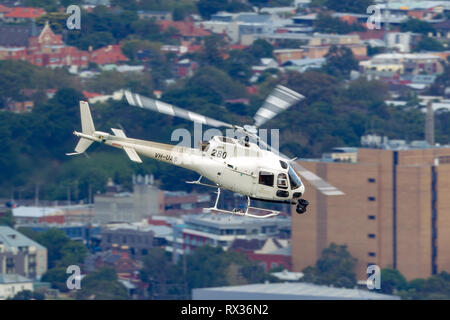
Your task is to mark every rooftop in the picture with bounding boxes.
[193,282,400,300]
[0,274,33,284]
[0,226,46,251]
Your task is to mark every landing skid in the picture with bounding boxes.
[204,188,281,219]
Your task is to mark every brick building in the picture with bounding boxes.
[292,146,450,281]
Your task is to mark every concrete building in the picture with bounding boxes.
[93,175,162,224]
[292,145,450,281]
[360,53,444,75]
[100,220,172,259]
[16,222,101,245]
[172,214,290,255]
[0,226,47,280]
[0,274,34,300]
[192,282,399,300]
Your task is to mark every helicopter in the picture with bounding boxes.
[67,85,343,218]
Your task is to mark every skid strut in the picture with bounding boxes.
[205,188,281,219]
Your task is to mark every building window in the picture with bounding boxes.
[368,234,376,239]
[368,252,376,257]
[368,178,376,183]
[368,197,376,201]
[368,215,376,220]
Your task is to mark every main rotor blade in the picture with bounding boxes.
[258,138,344,196]
[254,85,304,128]
[125,91,234,128]
[289,161,345,196]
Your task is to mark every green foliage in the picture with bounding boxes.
[0,210,14,227]
[315,13,365,34]
[140,246,271,299]
[8,290,44,300]
[428,59,450,96]
[414,37,445,52]
[41,267,71,292]
[380,270,450,300]
[197,0,252,19]
[30,228,87,269]
[36,12,70,33]
[400,18,435,35]
[76,267,129,300]
[246,39,274,60]
[185,246,270,291]
[311,0,373,13]
[323,45,359,78]
[301,243,358,288]
[140,248,185,299]
[66,7,139,50]
[380,268,408,294]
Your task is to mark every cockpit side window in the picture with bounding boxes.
[201,141,210,152]
[279,160,288,169]
[277,173,288,189]
[288,166,302,190]
[259,171,274,187]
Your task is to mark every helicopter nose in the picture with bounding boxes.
[299,184,305,196]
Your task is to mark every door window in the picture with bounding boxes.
[259,171,274,187]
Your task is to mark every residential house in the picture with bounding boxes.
[3,7,45,23]
[0,274,33,300]
[360,53,444,76]
[138,10,172,21]
[230,237,292,271]
[0,4,12,19]
[158,20,210,43]
[173,58,198,78]
[89,44,128,65]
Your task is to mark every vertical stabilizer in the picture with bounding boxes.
[80,101,95,134]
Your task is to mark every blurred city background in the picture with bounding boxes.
[1,0,450,300]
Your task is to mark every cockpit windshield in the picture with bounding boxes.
[288,166,302,190]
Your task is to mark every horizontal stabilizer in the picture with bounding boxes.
[123,147,142,163]
[74,137,93,154]
[111,128,126,138]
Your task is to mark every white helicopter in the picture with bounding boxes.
[67,85,343,218]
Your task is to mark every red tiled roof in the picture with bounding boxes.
[158,21,210,37]
[82,91,102,99]
[5,7,45,19]
[0,4,12,13]
[89,44,128,65]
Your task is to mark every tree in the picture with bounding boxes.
[400,18,435,35]
[414,37,445,52]
[380,268,408,294]
[323,45,359,78]
[246,39,274,60]
[140,248,185,299]
[76,267,129,300]
[315,13,365,34]
[428,58,450,96]
[9,290,44,300]
[42,267,71,292]
[0,210,14,227]
[35,229,70,268]
[311,0,373,13]
[301,243,358,288]
[58,241,88,267]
